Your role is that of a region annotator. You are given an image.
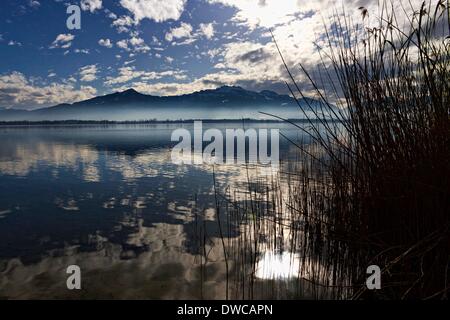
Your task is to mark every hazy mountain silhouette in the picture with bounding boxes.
[0,86,325,121]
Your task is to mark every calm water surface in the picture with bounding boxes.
[0,123,315,299]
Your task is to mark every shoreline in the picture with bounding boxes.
[0,118,340,127]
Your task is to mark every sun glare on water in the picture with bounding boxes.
[255,251,301,280]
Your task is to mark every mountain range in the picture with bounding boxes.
[0,86,321,121]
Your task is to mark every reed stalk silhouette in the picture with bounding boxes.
[205,0,449,300]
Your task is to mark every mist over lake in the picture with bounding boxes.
[0,86,327,121]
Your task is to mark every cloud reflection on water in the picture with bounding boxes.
[0,124,315,299]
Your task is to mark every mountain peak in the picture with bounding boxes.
[121,88,140,95]
[215,85,246,92]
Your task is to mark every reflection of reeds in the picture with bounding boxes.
[200,0,449,300]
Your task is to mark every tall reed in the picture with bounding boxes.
[206,0,449,300]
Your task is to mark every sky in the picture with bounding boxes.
[0,0,428,110]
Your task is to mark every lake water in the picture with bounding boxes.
[0,122,320,299]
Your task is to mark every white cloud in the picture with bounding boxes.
[207,48,221,58]
[208,0,425,31]
[172,38,197,46]
[105,67,141,85]
[129,36,144,46]
[74,48,90,54]
[152,36,162,46]
[215,41,282,80]
[104,9,118,20]
[98,38,113,48]
[79,65,98,82]
[207,0,302,28]
[112,15,134,33]
[80,0,102,13]
[116,37,150,53]
[200,0,430,102]
[116,39,129,50]
[8,40,22,47]
[109,38,296,97]
[112,80,207,96]
[164,21,215,46]
[28,1,40,8]
[119,0,186,24]
[50,34,74,49]
[105,66,186,85]
[165,22,193,42]
[199,23,215,39]
[0,72,96,110]
[113,69,282,97]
